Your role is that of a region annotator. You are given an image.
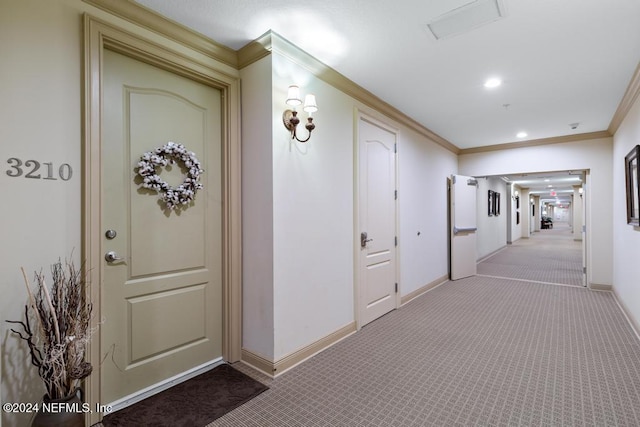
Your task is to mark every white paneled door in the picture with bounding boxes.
[101,50,223,404]
[358,115,398,327]
[450,174,478,280]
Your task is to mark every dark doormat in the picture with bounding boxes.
[101,364,268,426]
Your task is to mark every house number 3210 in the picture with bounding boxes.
[5,158,73,181]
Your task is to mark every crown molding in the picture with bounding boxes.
[459,131,612,155]
[83,0,238,68]
[238,31,460,154]
[609,61,640,135]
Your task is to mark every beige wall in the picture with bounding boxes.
[2,2,87,425]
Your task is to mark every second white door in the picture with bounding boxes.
[358,115,398,327]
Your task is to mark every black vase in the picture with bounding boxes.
[31,388,85,427]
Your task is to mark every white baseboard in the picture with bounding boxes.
[106,357,224,414]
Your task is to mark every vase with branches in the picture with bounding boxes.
[6,259,94,402]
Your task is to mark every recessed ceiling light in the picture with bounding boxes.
[516,131,527,138]
[484,78,502,88]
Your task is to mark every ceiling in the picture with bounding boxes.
[132,0,638,203]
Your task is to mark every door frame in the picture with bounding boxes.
[83,15,242,424]
[353,109,400,329]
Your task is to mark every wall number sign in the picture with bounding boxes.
[6,158,73,181]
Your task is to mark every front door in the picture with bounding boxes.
[358,115,398,326]
[450,174,478,280]
[101,49,223,404]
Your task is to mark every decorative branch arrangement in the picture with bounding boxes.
[6,260,93,400]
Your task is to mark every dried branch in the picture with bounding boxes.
[6,259,94,400]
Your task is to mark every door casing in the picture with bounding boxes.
[83,15,242,425]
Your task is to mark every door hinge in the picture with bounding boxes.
[395,236,398,246]
[395,283,398,293]
[394,143,397,153]
[583,267,586,274]
[394,190,398,200]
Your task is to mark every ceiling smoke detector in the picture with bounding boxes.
[426,0,507,40]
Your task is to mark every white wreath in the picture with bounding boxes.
[136,142,204,210]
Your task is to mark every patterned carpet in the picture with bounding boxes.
[478,222,584,287]
[211,234,640,427]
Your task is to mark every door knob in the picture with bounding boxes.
[360,232,373,248]
[105,251,124,263]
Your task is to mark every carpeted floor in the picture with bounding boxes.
[210,225,640,426]
[478,222,584,287]
[101,364,268,427]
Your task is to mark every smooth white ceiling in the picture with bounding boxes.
[134,0,640,151]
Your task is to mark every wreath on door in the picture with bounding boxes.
[136,142,204,210]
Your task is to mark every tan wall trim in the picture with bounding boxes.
[609,61,640,135]
[239,31,460,154]
[83,0,238,68]
[589,283,613,291]
[240,349,275,378]
[459,131,612,155]
[83,14,242,424]
[401,274,449,306]
[241,322,357,378]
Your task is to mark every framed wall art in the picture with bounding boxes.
[625,144,640,226]
[488,190,494,216]
[493,192,501,216]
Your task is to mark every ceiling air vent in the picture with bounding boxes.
[426,0,507,40]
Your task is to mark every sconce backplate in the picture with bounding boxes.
[282,110,296,131]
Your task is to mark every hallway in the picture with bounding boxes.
[478,222,584,287]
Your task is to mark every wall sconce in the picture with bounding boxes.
[512,190,519,201]
[282,85,318,143]
[579,187,583,198]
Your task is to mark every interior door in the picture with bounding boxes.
[101,49,223,404]
[450,174,478,280]
[359,115,398,326]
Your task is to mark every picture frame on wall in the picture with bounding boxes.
[625,144,640,226]
[494,192,500,216]
[488,190,494,216]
